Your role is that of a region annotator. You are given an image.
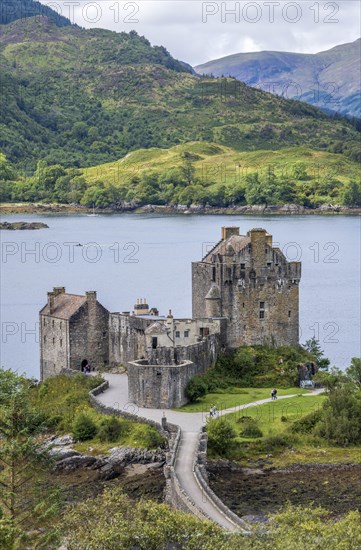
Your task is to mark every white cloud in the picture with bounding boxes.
[40,1,361,66]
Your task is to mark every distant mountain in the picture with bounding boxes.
[0,0,71,27]
[195,40,361,118]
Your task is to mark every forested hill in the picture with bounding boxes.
[0,0,71,27]
[0,16,360,172]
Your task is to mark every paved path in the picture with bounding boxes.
[94,373,323,531]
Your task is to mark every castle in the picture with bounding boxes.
[40,227,301,408]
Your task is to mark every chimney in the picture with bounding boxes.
[86,291,97,303]
[133,298,149,316]
[53,287,65,296]
[221,226,239,240]
[247,228,268,269]
[47,291,55,314]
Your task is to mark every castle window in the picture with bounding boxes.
[242,302,245,308]
[265,248,268,254]
[288,310,291,318]
[60,321,62,329]
[152,337,158,349]
[184,330,189,338]
[240,263,245,269]
[175,331,180,338]
[212,266,216,282]
[60,339,62,347]
[52,320,54,328]
[44,336,46,343]
[267,262,272,267]
[259,302,265,319]
[52,337,55,344]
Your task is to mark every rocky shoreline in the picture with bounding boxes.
[43,435,166,481]
[0,221,49,230]
[42,436,361,521]
[207,459,361,520]
[1,202,360,215]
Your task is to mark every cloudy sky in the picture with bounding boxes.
[40,1,361,66]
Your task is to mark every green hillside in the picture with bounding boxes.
[1,16,360,173]
[78,142,361,207]
[3,141,359,207]
[83,142,361,186]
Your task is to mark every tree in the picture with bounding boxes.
[71,122,88,140]
[0,153,15,181]
[245,172,271,205]
[0,369,60,549]
[293,162,308,180]
[346,357,361,387]
[343,181,361,207]
[206,418,236,456]
[179,156,196,186]
[313,386,361,445]
[303,337,330,370]
[185,376,207,402]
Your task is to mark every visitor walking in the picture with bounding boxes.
[271,388,278,400]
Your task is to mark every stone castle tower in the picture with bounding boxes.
[192,227,301,348]
[39,288,109,379]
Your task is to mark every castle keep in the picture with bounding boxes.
[40,227,301,408]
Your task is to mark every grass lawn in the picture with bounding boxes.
[209,394,361,467]
[225,394,327,436]
[174,386,309,412]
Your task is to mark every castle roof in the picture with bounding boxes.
[205,283,221,300]
[40,293,87,319]
[145,321,169,335]
[203,234,251,262]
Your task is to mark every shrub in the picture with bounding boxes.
[47,414,63,429]
[289,409,322,434]
[262,434,295,452]
[280,415,288,423]
[313,387,361,446]
[72,413,97,441]
[237,416,263,438]
[98,417,125,442]
[140,428,166,449]
[185,376,208,402]
[207,418,236,455]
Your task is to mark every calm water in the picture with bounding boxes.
[1,213,360,378]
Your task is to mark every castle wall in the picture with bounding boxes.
[128,359,201,408]
[109,313,152,367]
[147,333,221,373]
[68,301,109,371]
[40,317,69,378]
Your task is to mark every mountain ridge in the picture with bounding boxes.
[195,39,361,117]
